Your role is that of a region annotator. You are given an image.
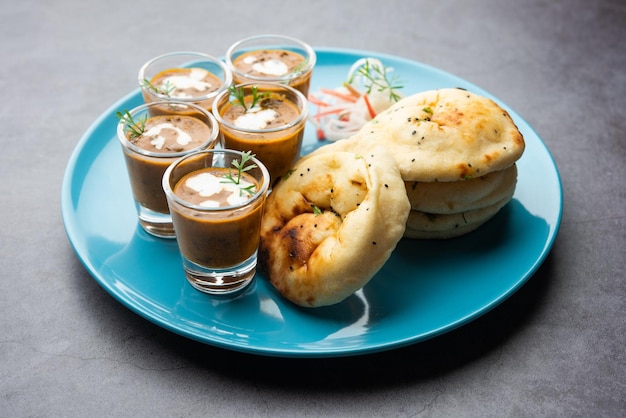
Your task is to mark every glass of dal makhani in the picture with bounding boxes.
[163,149,270,295]
[116,101,219,239]
[138,51,232,117]
[212,83,308,183]
[225,34,316,97]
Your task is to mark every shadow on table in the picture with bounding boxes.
[158,249,556,389]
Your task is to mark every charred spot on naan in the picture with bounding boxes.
[280,212,341,270]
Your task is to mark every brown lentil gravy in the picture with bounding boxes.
[149,67,223,99]
[218,94,304,180]
[127,115,212,153]
[232,49,306,78]
[171,168,264,268]
[173,167,259,207]
[221,95,300,129]
[121,115,214,214]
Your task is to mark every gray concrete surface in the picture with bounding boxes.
[1,0,624,416]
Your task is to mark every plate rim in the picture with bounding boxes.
[61,46,563,357]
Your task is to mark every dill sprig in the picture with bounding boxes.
[116,110,146,138]
[228,85,269,112]
[350,60,404,103]
[221,151,258,196]
[141,78,175,97]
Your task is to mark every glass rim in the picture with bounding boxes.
[116,101,219,158]
[162,149,271,212]
[225,34,316,82]
[211,82,309,133]
[138,51,233,102]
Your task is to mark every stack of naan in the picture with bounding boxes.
[348,88,525,239]
[259,88,525,307]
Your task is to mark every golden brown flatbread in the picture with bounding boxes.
[258,140,410,307]
[404,194,513,239]
[351,88,525,182]
[405,164,518,214]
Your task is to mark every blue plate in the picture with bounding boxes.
[61,48,562,357]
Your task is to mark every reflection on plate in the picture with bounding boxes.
[61,48,562,358]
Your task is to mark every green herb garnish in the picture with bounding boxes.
[141,78,175,97]
[229,85,269,112]
[350,60,404,103]
[311,204,322,216]
[283,169,295,181]
[221,151,258,196]
[116,110,146,138]
[292,58,309,74]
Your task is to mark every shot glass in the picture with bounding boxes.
[212,82,308,183]
[117,101,219,238]
[225,34,316,97]
[163,149,270,295]
[138,51,233,116]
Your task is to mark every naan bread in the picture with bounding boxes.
[258,140,410,307]
[404,194,514,239]
[405,164,518,214]
[351,88,525,182]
